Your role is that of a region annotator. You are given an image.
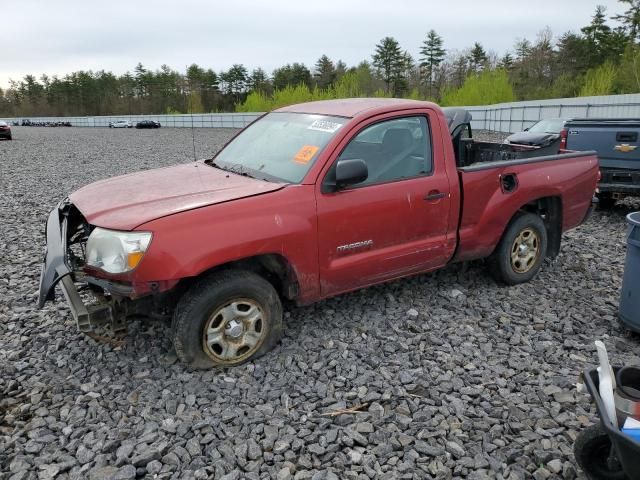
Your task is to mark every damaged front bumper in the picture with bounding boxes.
[38,202,126,332]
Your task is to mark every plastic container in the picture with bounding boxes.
[579,367,640,479]
[619,212,640,332]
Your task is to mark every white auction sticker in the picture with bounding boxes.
[308,119,343,133]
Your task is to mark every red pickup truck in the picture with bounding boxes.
[39,99,598,368]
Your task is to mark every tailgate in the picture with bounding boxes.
[566,122,640,170]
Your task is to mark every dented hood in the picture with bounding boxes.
[70,161,285,230]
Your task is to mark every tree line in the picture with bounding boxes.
[1,1,640,117]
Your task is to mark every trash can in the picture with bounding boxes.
[620,212,640,332]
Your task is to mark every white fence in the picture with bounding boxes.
[1,113,262,128]
[464,93,640,133]
[3,93,640,132]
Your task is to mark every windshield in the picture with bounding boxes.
[210,112,346,183]
[529,119,565,133]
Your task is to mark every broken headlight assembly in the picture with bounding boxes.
[85,228,152,274]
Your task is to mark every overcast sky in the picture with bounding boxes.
[1,0,625,88]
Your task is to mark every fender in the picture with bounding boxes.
[132,185,321,302]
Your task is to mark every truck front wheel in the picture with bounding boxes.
[489,212,548,285]
[172,270,283,368]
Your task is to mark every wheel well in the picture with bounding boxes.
[516,196,563,258]
[180,254,300,301]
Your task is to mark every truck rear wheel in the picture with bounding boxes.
[489,212,548,285]
[172,270,283,368]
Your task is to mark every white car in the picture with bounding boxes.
[109,120,132,128]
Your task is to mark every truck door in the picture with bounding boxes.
[315,112,456,297]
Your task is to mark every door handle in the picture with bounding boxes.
[424,191,447,201]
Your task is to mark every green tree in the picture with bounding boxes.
[441,69,514,106]
[514,39,532,61]
[451,53,469,88]
[613,0,640,42]
[335,60,347,81]
[222,64,248,103]
[580,61,616,95]
[582,5,614,66]
[469,42,488,72]
[498,53,514,70]
[314,55,336,89]
[555,32,591,77]
[615,43,640,92]
[248,68,270,93]
[272,63,312,90]
[372,36,406,94]
[419,30,446,97]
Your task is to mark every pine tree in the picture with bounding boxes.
[335,60,347,81]
[469,42,488,72]
[582,5,613,66]
[514,39,532,62]
[314,55,336,89]
[372,36,406,94]
[498,53,514,70]
[451,54,469,88]
[419,30,446,97]
[272,63,312,90]
[613,0,640,43]
[248,68,270,93]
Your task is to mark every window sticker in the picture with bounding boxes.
[293,145,320,164]
[308,119,343,133]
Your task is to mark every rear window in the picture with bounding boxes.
[529,119,565,133]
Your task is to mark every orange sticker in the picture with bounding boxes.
[294,145,319,164]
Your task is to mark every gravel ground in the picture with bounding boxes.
[1,127,640,480]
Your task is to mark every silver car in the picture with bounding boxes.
[109,120,132,128]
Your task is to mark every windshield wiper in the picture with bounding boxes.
[207,160,258,179]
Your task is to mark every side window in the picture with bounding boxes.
[337,116,432,186]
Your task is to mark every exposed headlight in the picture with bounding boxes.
[85,228,152,274]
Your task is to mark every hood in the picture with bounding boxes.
[506,132,560,147]
[70,161,285,230]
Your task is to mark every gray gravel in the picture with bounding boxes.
[1,126,640,480]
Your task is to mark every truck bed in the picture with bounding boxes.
[455,138,562,168]
[454,150,599,262]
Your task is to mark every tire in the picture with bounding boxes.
[574,424,626,480]
[172,269,283,369]
[597,193,616,209]
[488,212,548,285]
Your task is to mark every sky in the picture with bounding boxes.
[0,0,625,88]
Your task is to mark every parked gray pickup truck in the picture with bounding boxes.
[564,118,640,207]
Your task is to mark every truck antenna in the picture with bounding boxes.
[191,109,196,162]
[186,66,197,162]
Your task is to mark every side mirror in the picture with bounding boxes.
[524,127,530,131]
[335,158,368,189]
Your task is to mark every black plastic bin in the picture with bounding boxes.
[620,212,640,332]
[578,367,640,479]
